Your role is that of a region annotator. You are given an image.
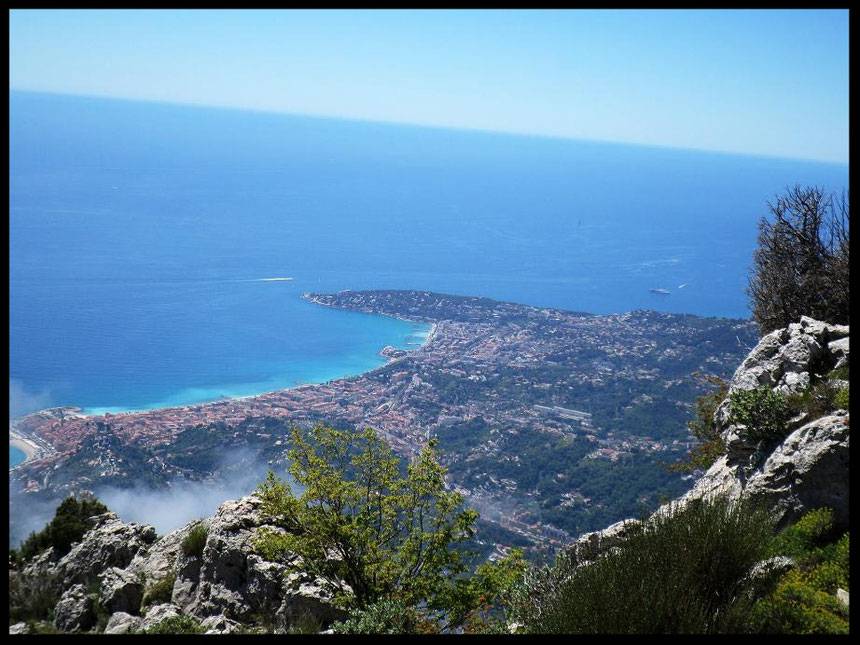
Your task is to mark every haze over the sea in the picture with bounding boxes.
[9,91,848,417]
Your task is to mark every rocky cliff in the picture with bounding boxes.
[570,316,849,560]
[9,495,345,634]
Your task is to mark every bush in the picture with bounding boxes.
[10,495,109,563]
[767,508,839,561]
[670,373,728,473]
[729,387,791,445]
[510,496,777,634]
[181,522,208,558]
[751,508,849,634]
[139,614,205,634]
[284,611,325,634]
[833,386,849,411]
[747,185,849,335]
[786,380,846,423]
[332,599,435,634]
[141,572,177,610]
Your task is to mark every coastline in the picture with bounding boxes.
[9,429,41,466]
[76,313,436,419]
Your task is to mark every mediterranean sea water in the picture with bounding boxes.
[9,91,849,418]
[9,447,26,467]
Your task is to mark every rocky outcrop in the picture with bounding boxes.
[717,316,848,425]
[98,566,144,615]
[200,614,243,634]
[53,583,96,632]
[680,317,849,530]
[104,611,142,634]
[567,518,641,564]
[568,317,849,558]
[185,496,289,621]
[11,494,345,634]
[140,602,183,631]
[276,571,348,630]
[56,512,157,588]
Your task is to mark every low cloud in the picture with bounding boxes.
[94,448,298,536]
[9,379,52,420]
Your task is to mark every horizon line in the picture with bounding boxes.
[10,86,850,167]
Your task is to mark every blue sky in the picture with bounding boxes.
[9,9,849,163]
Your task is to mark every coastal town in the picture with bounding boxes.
[10,290,758,551]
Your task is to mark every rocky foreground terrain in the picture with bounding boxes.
[8,315,849,634]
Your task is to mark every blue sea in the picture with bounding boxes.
[9,447,27,467]
[9,91,849,419]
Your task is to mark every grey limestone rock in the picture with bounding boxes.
[200,614,243,634]
[53,583,96,632]
[56,513,157,588]
[99,566,144,615]
[140,602,182,631]
[104,611,142,634]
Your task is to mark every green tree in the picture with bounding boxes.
[10,494,109,564]
[254,425,524,631]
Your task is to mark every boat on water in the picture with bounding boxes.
[649,288,671,295]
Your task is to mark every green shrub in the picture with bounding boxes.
[671,373,728,473]
[833,386,849,411]
[786,380,845,423]
[332,599,435,634]
[510,496,777,634]
[729,387,791,445]
[254,425,519,632]
[828,365,849,382]
[751,571,848,634]
[141,572,177,610]
[767,508,838,561]
[181,522,208,558]
[23,621,61,634]
[750,508,849,634]
[10,495,109,563]
[139,614,205,634]
[285,611,326,634]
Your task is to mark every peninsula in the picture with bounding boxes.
[9,290,758,552]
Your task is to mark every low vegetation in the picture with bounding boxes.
[8,567,61,624]
[750,508,849,634]
[670,373,728,473]
[141,571,177,610]
[332,599,436,634]
[509,496,778,633]
[136,615,205,634]
[729,387,792,446]
[181,522,209,558]
[508,499,849,635]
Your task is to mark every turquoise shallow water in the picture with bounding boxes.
[83,317,432,415]
[9,446,26,467]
